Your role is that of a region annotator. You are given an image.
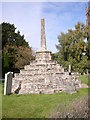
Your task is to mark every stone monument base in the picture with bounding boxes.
[11,18,81,94]
[11,60,81,94]
[36,50,52,62]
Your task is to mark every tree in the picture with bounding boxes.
[56,22,88,73]
[1,22,16,49]
[1,22,29,49]
[3,51,9,76]
[1,22,33,77]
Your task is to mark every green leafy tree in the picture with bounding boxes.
[56,22,88,73]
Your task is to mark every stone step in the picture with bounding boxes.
[20,69,60,76]
[12,78,65,87]
[24,65,39,70]
[12,72,65,82]
[12,81,66,93]
[24,61,60,70]
[24,65,63,74]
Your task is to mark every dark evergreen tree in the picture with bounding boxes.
[1,22,33,78]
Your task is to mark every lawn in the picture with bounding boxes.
[0,82,2,120]
[1,75,89,118]
[80,74,88,85]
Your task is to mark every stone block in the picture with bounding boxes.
[4,72,13,95]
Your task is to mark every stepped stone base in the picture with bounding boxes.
[11,60,81,94]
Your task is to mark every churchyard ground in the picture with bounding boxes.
[1,74,89,118]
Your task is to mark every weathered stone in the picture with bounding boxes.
[41,18,46,50]
[69,64,71,75]
[4,72,13,95]
[81,83,88,88]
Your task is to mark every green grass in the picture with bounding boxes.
[0,82,2,120]
[1,75,89,118]
[80,74,88,85]
[2,88,88,118]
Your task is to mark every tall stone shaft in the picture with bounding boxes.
[41,19,46,50]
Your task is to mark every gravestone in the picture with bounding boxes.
[4,72,13,95]
[69,65,71,75]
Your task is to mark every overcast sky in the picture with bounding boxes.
[2,2,88,53]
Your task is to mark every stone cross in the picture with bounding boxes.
[41,19,47,50]
[4,72,13,95]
